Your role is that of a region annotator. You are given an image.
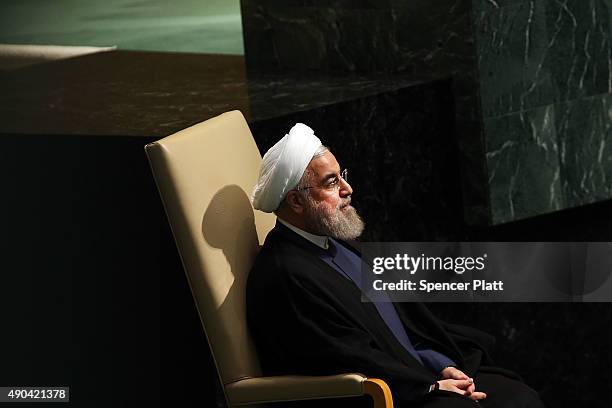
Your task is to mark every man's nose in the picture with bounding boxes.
[339,177,353,196]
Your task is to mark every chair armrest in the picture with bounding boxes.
[225,374,393,407]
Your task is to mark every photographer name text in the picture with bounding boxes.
[372,279,504,292]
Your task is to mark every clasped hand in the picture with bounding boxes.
[437,367,487,401]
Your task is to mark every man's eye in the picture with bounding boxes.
[326,177,339,188]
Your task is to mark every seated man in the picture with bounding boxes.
[247,123,545,408]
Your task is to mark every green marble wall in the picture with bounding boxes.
[241,0,611,225]
[474,0,612,223]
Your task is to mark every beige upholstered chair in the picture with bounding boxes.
[145,110,393,407]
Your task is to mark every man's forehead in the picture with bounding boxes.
[308,151,340,176]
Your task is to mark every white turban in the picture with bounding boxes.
[251,123,322,212]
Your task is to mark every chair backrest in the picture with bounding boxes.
[145,111,276,391]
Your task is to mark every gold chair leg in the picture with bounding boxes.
[363,378,393,408]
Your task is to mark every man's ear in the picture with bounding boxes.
[284,190,306,214]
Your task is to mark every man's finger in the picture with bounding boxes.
[468,391,487,401]
[448,386,468,396]
[444,367,469,380]
[466,383,476,394]
[452,379,473,389]
[451,371,469,380]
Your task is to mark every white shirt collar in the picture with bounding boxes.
[278,218,329,250]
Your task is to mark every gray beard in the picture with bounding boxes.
[304,196,365,240]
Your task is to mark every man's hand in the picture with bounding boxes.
[440,367,476,395]
[437,378,487,401]
[439,367,480,398]
[440,366,469,380]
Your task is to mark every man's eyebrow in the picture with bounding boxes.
[320,171,340,182]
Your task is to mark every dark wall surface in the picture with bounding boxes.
[1,135,222,407]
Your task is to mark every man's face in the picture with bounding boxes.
[301,151,365,240]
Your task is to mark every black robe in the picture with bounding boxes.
[247,222,521,407]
